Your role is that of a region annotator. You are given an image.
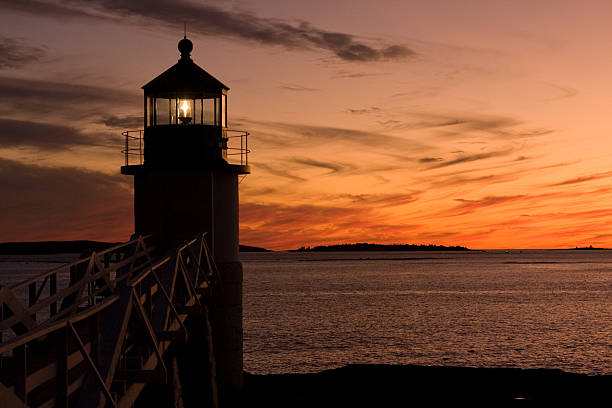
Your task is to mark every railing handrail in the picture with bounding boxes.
[121,128,250,167]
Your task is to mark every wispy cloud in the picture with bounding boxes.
[98,115,143,129]
[452,195,524,215]
[293,157,349,174]
[549,170,612,186]
[346,107,381,115]
[0,76,139,121]
[419,157,442,163]
[0,1,416,62]
[0,118,111,150]
[429,149,514,169]
[279,83,319,92]
[0,36,47,69]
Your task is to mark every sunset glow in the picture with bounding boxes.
[2,1,612,250]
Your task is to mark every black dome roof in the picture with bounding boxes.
[142,38,229,95]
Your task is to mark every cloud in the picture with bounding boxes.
[253,162,306,182]
[245,119,430,151]
[338,193,419,208]
[331,71,390,79]
[429,149,514,169]
[542,82,579,102]
[0,76,139,121]
[549,170,612,186]
[419,157,442,163]
[293,157,347,174]
[452,195,525,214]
[346,107,381,115]
[0,157,132,242]
[99,115,143,129]
[0,118,108,150]
[0,1,416,62]
[0,36,47,69]
[279,83,319,92]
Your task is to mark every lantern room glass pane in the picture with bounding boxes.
[195,99,202,125]
[221,94,227,128]
[204,97,215,125]
[170,98,177,124]
[156,98,170,125]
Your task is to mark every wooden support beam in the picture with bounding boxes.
[130,290,167,377]
[68,321,117,408]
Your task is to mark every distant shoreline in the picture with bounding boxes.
[292,243,472,252]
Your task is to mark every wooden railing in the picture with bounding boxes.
[0,233,219,408]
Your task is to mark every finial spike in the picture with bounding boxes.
[184,22,186,39]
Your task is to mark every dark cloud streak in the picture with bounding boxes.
[0,118,103,150]
[0,0,415,62]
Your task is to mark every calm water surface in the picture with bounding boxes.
[242,250,612,375]
[2,251,611,375]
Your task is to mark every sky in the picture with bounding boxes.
[1,0,612,250]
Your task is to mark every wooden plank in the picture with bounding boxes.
[25,341,91,393]
[0,381,28,408]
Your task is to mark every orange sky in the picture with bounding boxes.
[1,1,612,250]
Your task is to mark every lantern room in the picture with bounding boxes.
[120,36,248,174]
[143,38,228,128]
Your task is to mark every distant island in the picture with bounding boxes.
[0,241,271,254]
[568,245,611,250]
[293,243,471,252]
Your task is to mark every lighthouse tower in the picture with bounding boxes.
[121,37,249,403]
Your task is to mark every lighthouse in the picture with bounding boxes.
[121,37,249,404]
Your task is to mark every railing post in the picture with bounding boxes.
[125,132,129,166]
[28,283,36,321]
[56,326,68,408]
[50,273,57,316]
[14,344,27,403]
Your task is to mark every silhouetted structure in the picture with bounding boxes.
[121,36,250,405]
[0,37,249,408]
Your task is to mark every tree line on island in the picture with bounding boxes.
[293,243,471,252]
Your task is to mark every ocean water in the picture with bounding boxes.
[2,250,611,375]
[242,250,612,375]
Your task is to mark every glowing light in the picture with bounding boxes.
[179,100,190,118]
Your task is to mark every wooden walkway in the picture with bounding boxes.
[0,234,219,407]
